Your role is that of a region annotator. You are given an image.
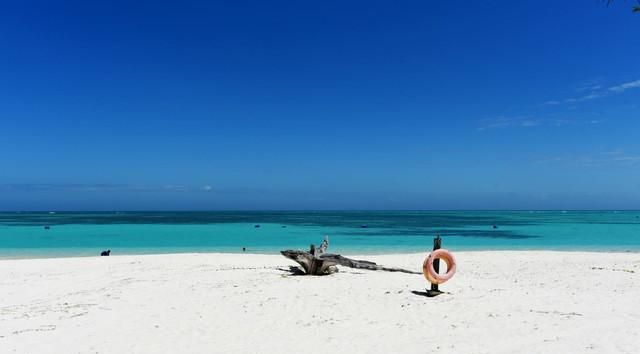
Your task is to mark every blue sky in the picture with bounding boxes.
[1,1,639,210]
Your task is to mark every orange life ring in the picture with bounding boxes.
[423,249,456,284]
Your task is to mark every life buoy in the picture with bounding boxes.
[423,249,456,284]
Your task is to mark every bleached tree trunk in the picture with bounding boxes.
[280,236,420,275]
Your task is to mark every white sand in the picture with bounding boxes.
[1,251,639,354]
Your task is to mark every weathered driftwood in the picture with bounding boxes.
[280,250,339,275]
[280,236,420,275]
[281,236,338,275]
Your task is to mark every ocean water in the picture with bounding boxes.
[0,211,639,258]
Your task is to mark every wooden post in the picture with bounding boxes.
[427,235,443,297]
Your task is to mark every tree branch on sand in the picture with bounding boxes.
[280,236,421,275]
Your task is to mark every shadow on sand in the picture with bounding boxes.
[411,290,448,297]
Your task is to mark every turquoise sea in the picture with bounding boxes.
[1,211,639,258]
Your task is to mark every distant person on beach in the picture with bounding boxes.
[100,250,111,256]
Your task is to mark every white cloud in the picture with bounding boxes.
[537,149,640,167]
[479,117,601,131]
[564,92,603,103]
[613,156,640,163]
[542,78,640,106]
[163,185,188,192]
[608,79,640,93]
[0,183,213,193]
[520,120,540,127]
[477,117,542,130]
[574,78,604,92]
[578,84,602,92]
[0,184,129,192]
[599,149,624,156]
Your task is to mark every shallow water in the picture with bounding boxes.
[1,211,639,258]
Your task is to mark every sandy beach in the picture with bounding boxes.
[1,251,638,354]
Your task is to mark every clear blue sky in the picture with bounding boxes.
[1,1,639,210]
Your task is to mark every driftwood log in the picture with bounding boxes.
[280,236,420,275]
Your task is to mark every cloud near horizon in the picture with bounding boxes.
[536,149,640,167]
[0,184,215,193]
[543,78,640,106]
[478,117,601,131]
